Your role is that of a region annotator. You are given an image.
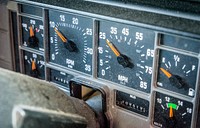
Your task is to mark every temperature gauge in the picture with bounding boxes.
[49,10,93,75]
[153,92,193,128]
[21,16,44,51]
[157,50,198,97]
[98,20,155,93]
[24,51,45,79]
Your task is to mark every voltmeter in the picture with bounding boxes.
[49,10,93,75]
[153,92,193,128]
[21,16,44,51]
[98,20,155,93]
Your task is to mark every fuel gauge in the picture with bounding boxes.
[157,50,198,97]
[21,16,44,51]
[24,51,45,79]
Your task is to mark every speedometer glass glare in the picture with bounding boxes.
[98,20,155,93]
[49,10,93,75]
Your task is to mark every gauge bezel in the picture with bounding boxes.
[20,15,44,51]
[154,47,199,98]
[48,9,95,76]
[97,19,155,93]
[152,91,194,128]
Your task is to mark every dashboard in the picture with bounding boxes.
[3,0,200,128]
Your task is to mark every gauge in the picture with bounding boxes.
[49,10,93,75]
[98,20,155,93]
[24,51,45,79]
[21,16,44,51]
[50,68,74,89]
[157,50,198,97]
[153,92,193,128]
[116,90,149,117]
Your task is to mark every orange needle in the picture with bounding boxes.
[32,60,36,70]
[169,106,173,118]
[160,68,172,78]
[106,39,120,57]
[54,27,67,43]
[30,26,34,37]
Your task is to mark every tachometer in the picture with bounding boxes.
[49,10,93,75]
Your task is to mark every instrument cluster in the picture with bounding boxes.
[11,1,200,128]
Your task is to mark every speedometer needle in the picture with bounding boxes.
[106,39,133,68]
[106,39,120,57]
[160,68,187,89]
[54,27,77,52]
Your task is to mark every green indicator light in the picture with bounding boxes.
[167,103,178,110]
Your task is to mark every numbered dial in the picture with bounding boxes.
[98,21,155,93]
[49,10,93,75]
[21,16,44,51]
[24,51,45,79]
[153,92,193,128]
[157,50,198,97]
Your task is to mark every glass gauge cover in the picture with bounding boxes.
[157,50,198,97]
[21,16,44,51]
[24,51,45,79]
[49,10,93,75]
[153,92,193,128]
[98,20,155,93]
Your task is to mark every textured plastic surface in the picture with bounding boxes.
[25,0,200,35]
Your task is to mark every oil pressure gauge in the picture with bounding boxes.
[157,50,198,97]
[49,10,93,75]
[98,20,155,93]
[21,16,44,51]
[24,51,45,79]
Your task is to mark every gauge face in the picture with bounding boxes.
[21,16,44,51]
[153,92,193,128]
[50,68,74,89]
[24,51,45,79]
[98,20,155,93]
[116,90,149,117]
[49,10,93,75]
[157,50,198,97]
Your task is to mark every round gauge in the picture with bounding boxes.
[24,51,45,79]
[98,20,155,93]
[49,10,93,75]
[153,92,193,128]
[157,50,198,97]
[21,16,44,51]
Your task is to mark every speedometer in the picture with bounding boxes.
[97,20,155,93]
